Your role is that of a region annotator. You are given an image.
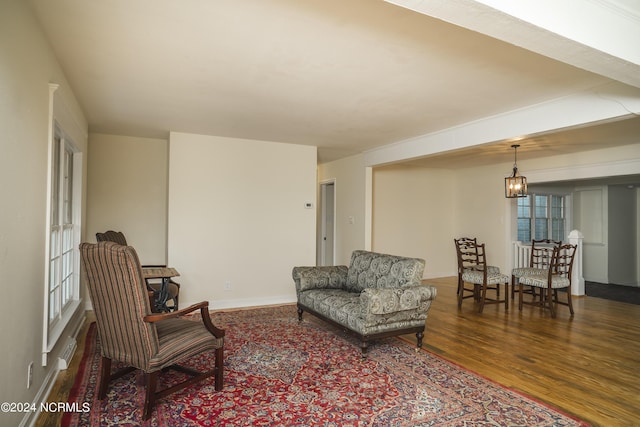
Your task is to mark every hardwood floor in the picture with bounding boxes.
[407,277,640,427]
[35,313,95,427]
[38,278,639,426]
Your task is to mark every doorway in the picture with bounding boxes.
[319,181,335,266]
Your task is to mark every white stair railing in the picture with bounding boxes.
[568,230,585,296]
[512,241,532,269]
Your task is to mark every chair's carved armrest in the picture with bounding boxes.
[144,301,225,338]
[361,285,437,315]
[292,265,348,292]
[144,301,207,322]
[200,307,225,338]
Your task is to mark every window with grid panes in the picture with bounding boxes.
[517,193,566,242]
[48,127,78,332]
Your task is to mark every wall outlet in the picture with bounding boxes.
[27,362,33,389]
[224,281,232,291]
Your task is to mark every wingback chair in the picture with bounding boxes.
[96,230,180,311]
[80,241,225,420]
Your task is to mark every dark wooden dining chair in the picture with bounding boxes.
[511,239,561,299]
[454,237,500,295]
[455,239,509,313]
[80,241,225,420]
[518,243,577,318]
[96,230,180,311]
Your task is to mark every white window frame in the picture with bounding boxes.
[42,85,83,366]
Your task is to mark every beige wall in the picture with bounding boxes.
[373,165,456,276]
[87,134,168,264]
[167,132,317,309]
[0,1,88,425]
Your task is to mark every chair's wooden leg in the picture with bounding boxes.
[478,282,487,313]
[504,282,509,310]
[511,275,516,299]
[297,307,304,321]
[143,371,158,420]
[567,288,574,315]
[214,347,224,391]
[360,341,369,358]
[518,282,524,310]
[98,357,111,400]
[416,331,424,349]
[457,282,464,308]
[548,287,556,318]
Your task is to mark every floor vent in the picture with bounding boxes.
[58,337,77,370]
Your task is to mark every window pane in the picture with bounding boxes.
[517,196,531,241]
[517,196,530,217]
[51,137,61,225]
[550,195,565,241]
[552,218,565,241]
[63,147,73,224]
[535,195,548,219]
[518,218,531,242]
[534,218,548,239]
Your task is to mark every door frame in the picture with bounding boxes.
[319,179,336,266]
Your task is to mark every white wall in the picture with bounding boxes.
[318,154,372,265]
[0,1,88,425]
[87,134,168,264]
[574,186,608,283]
[167,132,317,309]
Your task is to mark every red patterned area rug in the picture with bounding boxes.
[63,305,589,426]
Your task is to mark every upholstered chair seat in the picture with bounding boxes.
[512,267,549,277]
[462,269,510,286]
[518,274,570,289]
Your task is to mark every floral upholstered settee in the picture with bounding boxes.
[292,250,437,356]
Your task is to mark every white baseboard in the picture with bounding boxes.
[182,295,297,311]
[19,365,60,427]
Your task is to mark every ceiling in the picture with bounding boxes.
[28,0,640,167]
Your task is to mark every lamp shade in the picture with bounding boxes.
[505,167,528,198]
